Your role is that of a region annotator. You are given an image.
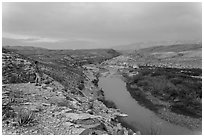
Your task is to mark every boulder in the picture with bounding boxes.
[41,84,47,89]
[63,122,74,127]
[46,87,54,91]
[113,112,128,117]
[70,127,86,135]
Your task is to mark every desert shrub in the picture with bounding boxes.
[181,68,202,76]
[57,100,72,107]
[151,69,164,76]
[127,85,146,98]
[147,76,170,96]
[2,104,16,120]
[97,89,117,108]
[170,77,183,85]
[17,108,35,126]
[127,66,202,117]
[9,75,18,83]
[92,79,99,86]
[117,117,138,134]
[140,68,152,76]
[148,126,161,135]
[96,89,104,101]
[126,83,159,112]
[137,80,149,87]
[163,86,178,100]
[171,101,201,118]
[78,83,84,90]
[140,123,161,135]
[102,99,117,109]
[132,74,143,83]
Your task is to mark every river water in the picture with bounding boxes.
[98,73,201,135]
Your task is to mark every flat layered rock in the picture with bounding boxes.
[64,113,102,122]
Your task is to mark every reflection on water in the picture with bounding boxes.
[98,74,201,135]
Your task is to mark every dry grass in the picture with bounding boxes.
[17,108,36,126]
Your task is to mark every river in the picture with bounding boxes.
[98,73,201,135]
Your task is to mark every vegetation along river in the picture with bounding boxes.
[98,73,201,135]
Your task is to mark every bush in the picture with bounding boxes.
[127,66,202,118]
[17,108,35,126]
[148,126,161,135]
[132,74,143,83]
[78,83,84,90]
[141,68,152,76]
[137,80,149,87]
[2,104,16,120]
[102,99,117,109]
[170,78,183,85]
[92,79,99,86]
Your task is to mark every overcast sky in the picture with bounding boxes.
[2,2,202,49]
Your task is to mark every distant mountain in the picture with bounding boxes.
[112,41,201,52]
[3,45,47,51]
[3,45,50,56]
[136,43,202,53]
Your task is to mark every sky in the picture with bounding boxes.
[2,2,202,49]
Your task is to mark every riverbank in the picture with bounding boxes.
[81,65,139,134]
[98,71,202,135]
[122,70,202,130]
[94,54,201,134]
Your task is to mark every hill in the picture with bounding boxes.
[128,43,202,68]
[3,46,120,66]
[3,46,120,90]
[136,43,202,53]
[112,41,201,51]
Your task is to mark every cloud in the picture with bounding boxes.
[3,32,62,43]
[2,2,202,49]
